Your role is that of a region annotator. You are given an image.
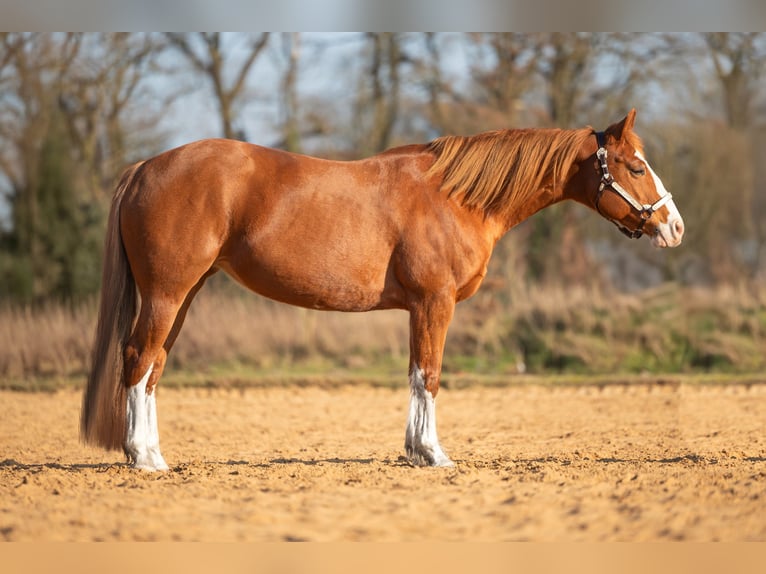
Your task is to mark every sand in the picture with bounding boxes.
[1,382,765,541]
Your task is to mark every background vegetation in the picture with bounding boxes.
[1,33,765,385]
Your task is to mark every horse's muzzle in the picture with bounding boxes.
[652,216,684,248]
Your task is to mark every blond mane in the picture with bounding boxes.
[426,127,595,218]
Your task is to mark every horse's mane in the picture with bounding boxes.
[426,127,597,218]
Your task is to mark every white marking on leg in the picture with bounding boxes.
[125,366,167,471]
[145,390,169,471]
[405,365,454,467]
[125,367,151,470]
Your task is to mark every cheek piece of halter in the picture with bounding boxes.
[593,131,673,239]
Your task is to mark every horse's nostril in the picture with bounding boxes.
[673,219,684,238]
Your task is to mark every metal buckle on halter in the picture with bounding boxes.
[596,146,611,183]
[593,131,672,240]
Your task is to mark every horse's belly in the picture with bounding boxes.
[218,246,402,312]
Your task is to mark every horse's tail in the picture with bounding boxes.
[80,161,144,451]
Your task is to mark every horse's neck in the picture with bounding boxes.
[498,183,564,233]
[497,142,596,233]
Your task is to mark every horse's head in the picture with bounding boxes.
[589,109,684,248]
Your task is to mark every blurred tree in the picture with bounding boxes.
[421,33,539,134]
[465,33,538,127]
[704,33,763,131]
[279,32,302,153]
[28,107,102,300]
[0,33,165,302]
[419,32,450,134]
[351,33,406,156]
[1,83,101,301]
[704,33,766,281]
[58,33,167,191]
[537,32,596,128]
[1,33,78,301]
[166,32,270,141]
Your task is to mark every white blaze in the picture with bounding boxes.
[636,151,684,248]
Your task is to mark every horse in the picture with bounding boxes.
[80,108,684,470]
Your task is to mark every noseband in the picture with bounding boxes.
[593,131,673,239]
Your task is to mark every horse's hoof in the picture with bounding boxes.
[432,456,455,468]
[405,445,454,468]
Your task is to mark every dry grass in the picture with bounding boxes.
[169,293,410,371]
[0,301,93,379]
[1,283,765,387]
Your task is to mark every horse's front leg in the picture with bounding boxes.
[405,295,455,467]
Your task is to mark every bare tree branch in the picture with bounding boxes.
[165,32,271,140]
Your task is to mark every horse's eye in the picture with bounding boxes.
[629,166,646,177]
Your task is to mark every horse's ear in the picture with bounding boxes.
[606,108,637,141]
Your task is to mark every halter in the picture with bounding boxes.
[593,131,673,239]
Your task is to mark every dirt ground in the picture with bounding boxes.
[1,382,765,541]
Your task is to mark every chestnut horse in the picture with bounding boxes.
[81,109,684,470]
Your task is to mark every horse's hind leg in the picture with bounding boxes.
[123,296,183,471]
[124,273,214,471]
[160,271,216,359]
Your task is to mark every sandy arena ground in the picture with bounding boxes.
[1,382,765,541]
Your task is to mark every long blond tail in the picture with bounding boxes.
[80,162,144,451]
